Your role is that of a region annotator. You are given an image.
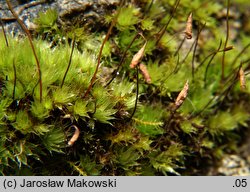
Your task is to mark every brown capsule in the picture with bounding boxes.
[68,125,80,146]
[223,45,234,52]
[184,12,193,39]
[139,63,151,84]
[239,67,246,90]
[130,41,147,69]
[174,80,189,110]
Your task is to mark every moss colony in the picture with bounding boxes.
[0,0,250,175]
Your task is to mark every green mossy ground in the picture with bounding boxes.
[0,0,250,175]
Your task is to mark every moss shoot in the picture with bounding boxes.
[0,0,250,176]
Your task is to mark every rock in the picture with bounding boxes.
[58,0,119,32]
[0,0,119,36]
[217,154,250,176]
[1,0,57,36]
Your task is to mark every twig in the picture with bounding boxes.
[61,37,75,88]
[0,18,9,46]
[128,66,139,121]
[197,41,233,74]
[241,57,250,66]
[173,53,180,73]
[180,39,196,64]
[189,65,241,119]
[191,22,206,80]
[105,32,140,87]
[12,60,17,100]
[6,0,43,102]
[162,53,180,82]
[174,37,185,56]
[204,40,223,87]
[156,0,181,45]
[216,65,242,111]
[197,40,222,70]
[145,0,155,14]
[83,8,120,98]
[221,0,230,81]
[230,42,250,67]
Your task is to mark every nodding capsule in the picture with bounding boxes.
[185,12,193,39]
[139,63,151,84]
[239,67,246,90]
[223,45,234,52]
[174,80,189,110]
[68,125,80,146]
[130,41,147,69]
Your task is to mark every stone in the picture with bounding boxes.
[0,0,119,36]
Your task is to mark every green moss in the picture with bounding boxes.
[149,144,184,175]
[134,104,164,136]
[0,0,249,176]
[116,5,140,30]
